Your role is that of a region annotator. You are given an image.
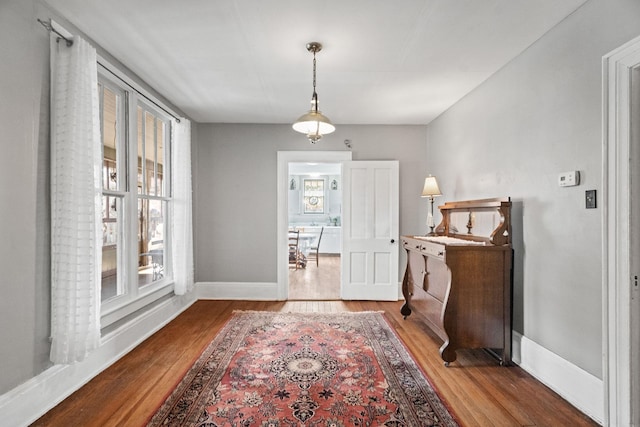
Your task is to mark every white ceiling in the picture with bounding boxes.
[44,0,587,125]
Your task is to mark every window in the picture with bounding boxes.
[303,179,324,213]
[98,68,173,325]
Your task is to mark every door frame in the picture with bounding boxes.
[602,34,640,427]
[276,151,352,300]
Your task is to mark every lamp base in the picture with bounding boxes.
[425,198,438,236]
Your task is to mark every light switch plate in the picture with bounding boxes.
[586,190,596,209]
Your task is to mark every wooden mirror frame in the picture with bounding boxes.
[434,197,511,246]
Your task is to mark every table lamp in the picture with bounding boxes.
[421,175,442,235]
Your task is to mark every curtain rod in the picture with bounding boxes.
[38,18,181,123]
[97,62,181,123]
[37,18,73,46]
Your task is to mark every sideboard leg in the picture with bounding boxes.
[440,341,457,366]
[400,303,412,319]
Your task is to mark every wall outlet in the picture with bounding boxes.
[559,171,580,187]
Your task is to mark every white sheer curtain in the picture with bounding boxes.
[171,119,194,295]
[50,36,102,364]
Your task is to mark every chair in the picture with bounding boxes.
[145,249,164,280]
[306,226,324,267]
[288,230,303,270]
[140,239,164,280]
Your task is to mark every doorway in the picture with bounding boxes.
[276,151,352,301]
[287,162,342,300]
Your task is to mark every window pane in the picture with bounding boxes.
[137,107,146,195]
[100,82,124,303]
[304,179,325,213]
[138,198,165,286]
[101,196,123,302]
[157,120,165,197]
[145,111,157,196]
[102,86,119,191]
[137,107,167,197]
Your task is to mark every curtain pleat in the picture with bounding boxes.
[171,119,194,295]
[50,37,102,364]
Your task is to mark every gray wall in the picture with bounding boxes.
[194,124,428,283]
[0,0,53,395]
[425,0,640,378]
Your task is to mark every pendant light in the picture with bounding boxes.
[292,42,335,144]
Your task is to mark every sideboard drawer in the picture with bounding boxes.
[420,240,445,260]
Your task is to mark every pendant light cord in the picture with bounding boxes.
[312,49,318,112]
[312,50,317,93]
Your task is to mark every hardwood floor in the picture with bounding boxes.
[32,300,598,426]
[288,254,340,300]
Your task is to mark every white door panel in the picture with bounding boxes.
[341,161,399,301]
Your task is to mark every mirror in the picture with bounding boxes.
[449,210,502,239]
[434,198,511,246]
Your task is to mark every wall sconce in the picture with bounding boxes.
[421,175,442,235]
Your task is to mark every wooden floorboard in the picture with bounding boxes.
[288,254,340,300]
[32,300,599,426]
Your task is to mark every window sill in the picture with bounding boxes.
[100,281,174,328]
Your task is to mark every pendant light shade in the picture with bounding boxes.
[292,109,335,141]
[293,42,335,144]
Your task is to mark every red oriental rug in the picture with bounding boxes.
[147,311,458,426]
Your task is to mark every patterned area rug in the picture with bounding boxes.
[148,311,458,426]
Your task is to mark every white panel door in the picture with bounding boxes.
[341,161,399,300]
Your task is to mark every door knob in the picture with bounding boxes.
[390,239,395,243]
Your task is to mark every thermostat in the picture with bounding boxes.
[558,171,580,187]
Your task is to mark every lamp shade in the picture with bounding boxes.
[421,175,442,197]
[292,110,335,134]
[292,110,336,143]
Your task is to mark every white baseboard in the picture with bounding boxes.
[196,281,279,300]
[0,293,196,427]
[196,281,402,301]
[512,331,603,424]
[196,282,402,301]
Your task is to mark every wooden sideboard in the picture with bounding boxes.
[401,198,512,366]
